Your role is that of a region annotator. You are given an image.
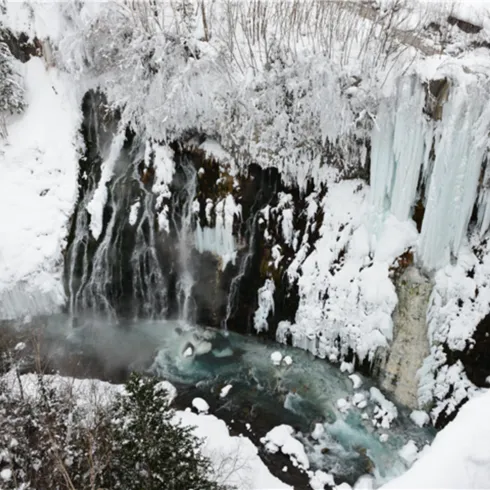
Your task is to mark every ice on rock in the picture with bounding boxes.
[129,200,140,226]
[349,374,363,389]
[283,355,293,366]
[379,434,389,443]
[410,410,430,428]
[192,397,209,414]
[282,466,288,472]
[86,132,126,240]
[261,425,309,470]
[220,384,232,398]
[271,351,283,366]
[369,76,429,232]
[195,195,241,268]
[398,440,418,466]
[370,387,398,428]
[253,279,276,333]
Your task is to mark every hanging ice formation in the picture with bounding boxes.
[370,72,490,270]
[195,194,241,269]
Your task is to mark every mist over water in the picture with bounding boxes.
[5,314,434,486]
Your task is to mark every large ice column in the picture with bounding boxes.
[419,84,490,270]
[370,77,428,214]
[369,76,430,236]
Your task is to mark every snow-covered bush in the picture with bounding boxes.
[0,40,24,115]
[53,0,426,185]
[0,372,228,490]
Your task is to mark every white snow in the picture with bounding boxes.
[283,355,293,366]
[179,411,291,489]
[151,143,175,234]
[349,374,363,389]
[398,440,418,466]
[340,362,355,374]
[410,410,430,428]
[271,351,283,366]
[309,470,335,490]
[261,425,310,470]
[0,469,12,482]
[220,384,232,398]
[382,389,490,489]
[192,397,210,414]
[278,180,414,364]
[129,200,140,226]
[370,387,398,429]
[0,58,81,320]
[311,423,324,441]
[254,279,276,333]
[336,398,351,413]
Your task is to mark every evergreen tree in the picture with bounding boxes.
[105,373,225,490]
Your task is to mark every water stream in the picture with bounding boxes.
[10,315,434,487]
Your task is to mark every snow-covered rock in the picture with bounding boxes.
[261,425,310,470]
[192,397,210,414]
[410,410,429,428]
[220,384,232,398]
[271,351,283,366]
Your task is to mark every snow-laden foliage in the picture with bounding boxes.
[0,372,227,490]
[0,40,24,115]
[51,0,433,186]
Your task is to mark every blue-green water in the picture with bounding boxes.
[11,315,434,486]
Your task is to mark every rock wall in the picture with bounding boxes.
[378,267,432,409]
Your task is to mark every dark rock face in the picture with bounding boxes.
[64,91,309,337]
[0,29,42,62]
[447,15,482,34]
[462,315,490,386]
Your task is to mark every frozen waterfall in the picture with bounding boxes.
[370,72,490,270]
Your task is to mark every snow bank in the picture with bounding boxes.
[179,412,291,489]
[0,58,81,319]
[4,372,289,489]
[382,390,490,489]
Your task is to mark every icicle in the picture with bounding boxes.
[195,195,241,268]
[369,76,428,234]
[419,83,490,269]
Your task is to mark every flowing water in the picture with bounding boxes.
[10,314,434,487]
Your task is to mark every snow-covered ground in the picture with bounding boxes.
[0,57,81,320]
[382,389,490,489]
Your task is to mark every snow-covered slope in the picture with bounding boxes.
[0,57,81,319]
[382,388,490,489]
